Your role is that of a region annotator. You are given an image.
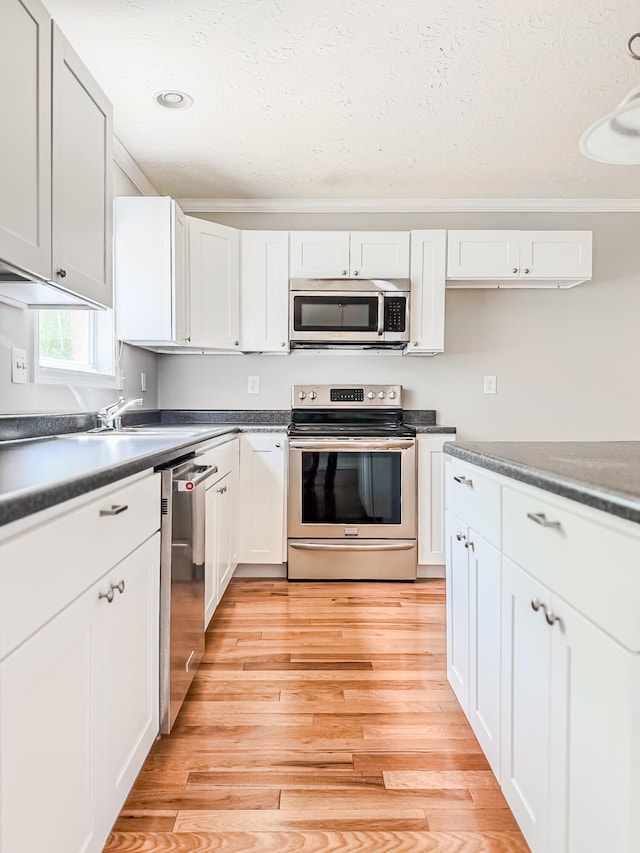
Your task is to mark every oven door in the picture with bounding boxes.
[288,438,416,539]
[290,291,384,342]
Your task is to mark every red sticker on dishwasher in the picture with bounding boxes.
[185,481,195,490]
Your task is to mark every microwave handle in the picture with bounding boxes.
[377,293,384,336]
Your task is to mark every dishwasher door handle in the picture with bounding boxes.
[174,464,220,491]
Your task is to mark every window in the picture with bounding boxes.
[36,308,118,385]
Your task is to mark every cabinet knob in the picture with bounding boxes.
[456,532,466,542]
[413,341,418,346]
[187,336,191,342]
[341,270,348,276]
[353,270,359,276]
[524,268,530,274]
[99,588,115,604]
[282,341,286,347]
[531,598,543,612]
[544,609,561,627]
[111,580,125,595]
[464,539,474,551]
[234,340,239,346]
[57,268,67,278]
[275,442,281,448]
[512,268,518,274]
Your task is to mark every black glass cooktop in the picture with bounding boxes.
[288,408,416,438]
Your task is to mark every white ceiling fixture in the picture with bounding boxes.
[155,90,194,110]
[580,33,640,164]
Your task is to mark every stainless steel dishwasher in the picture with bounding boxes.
[158,455,219,734]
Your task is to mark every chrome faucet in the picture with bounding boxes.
[95,396,143,431]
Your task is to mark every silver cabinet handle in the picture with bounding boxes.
[99,504,128,517]
[527,512,562,530]
[275,442,281,448]
[545,609,562,628]
[99,588,115,603]
[464,539,474,551]
[217,485,227,494]
[531,598,544,612]
[453,475,473,486]
[290,542,414,552]
[111,580,125,595]
[456,532,466,542]
[57,267,67,278]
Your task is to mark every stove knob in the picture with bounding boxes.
[367,391,376,400]
[388,390,397,400]
[308,391,317,400]
[378,391,386,399]
[297,391,307,400]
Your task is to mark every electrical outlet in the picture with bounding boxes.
[484,375,497,395]
[248,375,260,394]
[11,347,27,384]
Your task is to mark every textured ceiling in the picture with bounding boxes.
[45,0,640,199]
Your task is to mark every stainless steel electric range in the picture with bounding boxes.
[287,384,417,580]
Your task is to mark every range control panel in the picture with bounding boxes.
[292,384,402,408]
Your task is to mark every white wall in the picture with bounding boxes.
[0,160,159,415]
[158,211,640,442]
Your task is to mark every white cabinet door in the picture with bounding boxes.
[204,481,220,628]
[188,217,240,349]
[215,472,233,601]
[51,24,113,308]
[444,510,470,715]
[289,231,350,278]
[548,593,640,853]
[501,557,552,852]
[100,534,159,825]
[447,230,520,279]
[240,230,289,352]
[519,231,592,280]
[238,434,286,564]
[405,230,446,355]
[114,197,190,345]
[0,0,51,280]
[467,530,501,778]
[0,577,102,853]
[349,231,410,278]
[417,434,449,565]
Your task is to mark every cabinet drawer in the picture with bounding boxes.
[0,473,160,660]
[199,438,238,485]
[445,460,500,547]
[502,484,640,650]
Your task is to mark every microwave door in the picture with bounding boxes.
[290,293,381,342]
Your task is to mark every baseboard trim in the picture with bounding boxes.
[233,563,287,578]
[417,564,445,579]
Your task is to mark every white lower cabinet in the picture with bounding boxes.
[445,456,640,853]
[203,438,239,627]
[445,509,501,774]
[0,532,159,853]
[238,433,286,564]
[502,556,640,853]
[417,434,449,566]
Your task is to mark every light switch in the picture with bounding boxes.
[11,347,27,384]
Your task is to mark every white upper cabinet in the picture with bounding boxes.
[404,229,446,355]
[188,217,240,350]
[114,197,189,346]
[446,230,592,287]
[51,24,113,307]
[240,230,289,352]
[0,0,51,281]
[289,231,410,278]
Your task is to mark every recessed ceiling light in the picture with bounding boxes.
[155,90,194,110]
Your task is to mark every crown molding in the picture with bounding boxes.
[113,136,159,197]
[176,197,640,214]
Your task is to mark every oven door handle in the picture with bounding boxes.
[289,542,415,552]
[288,440,414,451]
[377,292,385,336]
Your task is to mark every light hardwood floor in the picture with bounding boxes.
[103,578,528,852]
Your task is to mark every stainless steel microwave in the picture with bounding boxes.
[289,278,410,346]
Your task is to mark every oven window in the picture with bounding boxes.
[301,451,401,524]
[294,296,378,332]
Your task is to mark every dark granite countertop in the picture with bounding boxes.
[444,441,640,525]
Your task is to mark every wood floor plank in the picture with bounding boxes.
[102,578,526,853]
[104,830,530,852]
